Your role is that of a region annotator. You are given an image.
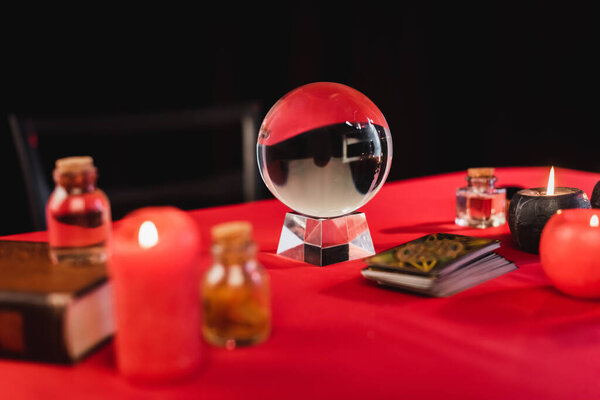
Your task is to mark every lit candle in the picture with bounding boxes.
[110,207,202,382]
[508,167,591,253]
[540,209,600,299]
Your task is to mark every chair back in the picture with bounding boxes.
[9,102,264,231]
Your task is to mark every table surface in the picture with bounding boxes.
[1,167,599,400]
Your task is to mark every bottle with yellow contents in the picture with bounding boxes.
[202,221,271,349]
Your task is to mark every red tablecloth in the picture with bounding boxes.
[1,167,599,400]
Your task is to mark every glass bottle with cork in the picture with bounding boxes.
[455,167,506,229]
[202,221,271,349]
[46,156,112,264]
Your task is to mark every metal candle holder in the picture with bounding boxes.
[508,187,591,254]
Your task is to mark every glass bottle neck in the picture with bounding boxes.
[212,241,257,267]
[54,169,98,194]
[467,175,497,189]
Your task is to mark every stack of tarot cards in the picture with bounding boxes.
[361,233,517,297]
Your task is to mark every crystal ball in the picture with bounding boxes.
[257,82,393,218]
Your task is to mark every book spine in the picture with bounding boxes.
[0,292,72,364]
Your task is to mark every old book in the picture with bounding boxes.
[361,233,517,297]
[0,240,114,364]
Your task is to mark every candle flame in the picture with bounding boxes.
[138,221,159,248]
[546,166,555,195]
[591,215,599,228]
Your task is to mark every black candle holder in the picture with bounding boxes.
[508,187,591,254]
[592,180,600,209]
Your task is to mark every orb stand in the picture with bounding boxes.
[276,211,375,266]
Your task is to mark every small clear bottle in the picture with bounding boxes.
[455,167,506,229]
[46,156,112,264]
[202,221,271,349]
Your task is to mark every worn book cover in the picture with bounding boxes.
[0,240,114,364]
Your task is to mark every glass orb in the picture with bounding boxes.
[257,82,393,218]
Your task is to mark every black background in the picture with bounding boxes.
[2,4,597,235]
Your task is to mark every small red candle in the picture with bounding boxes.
[110,207,202,381]
[540,208,600,299]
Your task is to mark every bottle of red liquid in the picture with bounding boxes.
[46,156,112,264]
[455,167,506,229]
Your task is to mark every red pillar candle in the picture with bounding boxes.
[540,208,600,299]
[110,207,202,382]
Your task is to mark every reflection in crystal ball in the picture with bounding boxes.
[257,82,393,218]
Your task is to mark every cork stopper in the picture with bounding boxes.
[211,221,253,246]
[55,156,95,173]
[467,167,495,178]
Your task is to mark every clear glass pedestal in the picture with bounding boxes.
[276,212,375,266]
